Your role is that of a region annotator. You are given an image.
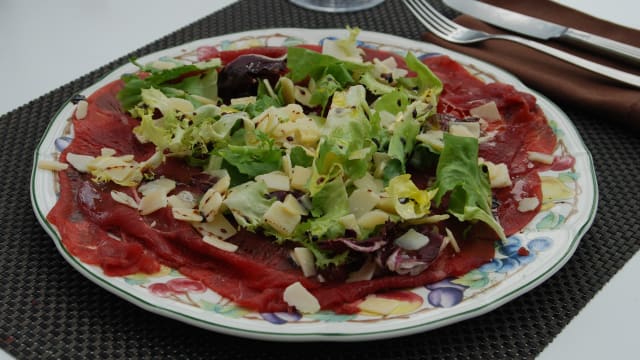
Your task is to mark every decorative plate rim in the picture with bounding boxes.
[30,28,598,342]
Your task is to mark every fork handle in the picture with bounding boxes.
[496,34,640,88]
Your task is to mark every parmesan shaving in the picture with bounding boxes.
[110,191,138,209]
[444,228,461,253]
[38,159,68,171]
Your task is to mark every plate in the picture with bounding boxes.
[30,28,597,341]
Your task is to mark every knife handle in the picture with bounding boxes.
[561,28,640,66]
[496,34,640,88]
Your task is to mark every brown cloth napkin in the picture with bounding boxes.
[422,0,640,131]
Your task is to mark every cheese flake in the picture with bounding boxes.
[283,282,320,314]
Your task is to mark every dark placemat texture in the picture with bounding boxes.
[1,0,638,359]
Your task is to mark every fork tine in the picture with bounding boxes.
[403,0,440,34]
[416,0,458,32]
[403,0,456,37]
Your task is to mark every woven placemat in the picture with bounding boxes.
[1,0,638,358]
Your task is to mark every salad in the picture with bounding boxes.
[43,28,556,314]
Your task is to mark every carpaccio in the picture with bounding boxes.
[47,45,557,314]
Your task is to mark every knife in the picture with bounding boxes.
[444,0,640,65]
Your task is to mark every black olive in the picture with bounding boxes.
[217,54,287,101]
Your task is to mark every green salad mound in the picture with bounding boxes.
[114,28,505,271]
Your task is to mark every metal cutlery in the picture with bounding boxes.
[402,0,640,88]
[444,0,640,66]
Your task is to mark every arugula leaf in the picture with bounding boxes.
[382,53,442,172]
[432,134,506,240]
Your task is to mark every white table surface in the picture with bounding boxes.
[0,1,638,359]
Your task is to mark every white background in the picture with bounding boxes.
[0,1,638,359]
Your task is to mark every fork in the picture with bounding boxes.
[403,0,640,88]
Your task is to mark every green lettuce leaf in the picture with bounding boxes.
[117,58,221,110]
[399,52,442,101]
[308,178,349,228]
[300,178,351,267]
[386,174,437,220]
[223,180,275,230]
[320,26,364,64]
[215,132,282,178]
[131,88,189,153]
[387,113,420,167]
[131,88,248,156]
[290,146,314,167]
[266,177,351,268]
[308,74,342,110]
[432,134,506,240]
[287,47,370,84]
[286,45,372,110]
[233,80,284,118]
[309,85,376,194]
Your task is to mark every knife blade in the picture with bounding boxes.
[444,0,640,65]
